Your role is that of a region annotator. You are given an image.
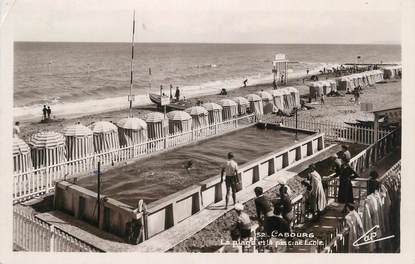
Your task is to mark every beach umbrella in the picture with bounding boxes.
[13,137,33,173]
[218,99,238,120]
[29,131,66,169]
[185,106,209,129]
[202,103,223,124]
[257,91,273,102]
[63,123,93,160]
[232,97,250,115]
[117,117,148,147]
[167,110,192,134]
[144,112,166,139]
[245,94,263,115]
[90,121,120,153]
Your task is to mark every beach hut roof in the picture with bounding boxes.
[13,137,30,156]
[232,97,249,106]
[144,112,165,123]
[245,94,261,102]
[63,123,93,137]
[167,110,192,121]
[185,106,208,116]
[257,91,273,100]
[29,131,65,148]
[218,99,237,107]
[90,121,118,133]
[285,86,299,93]
[202,102,223,111]
[270,89,285,97]
[117,117,147,130]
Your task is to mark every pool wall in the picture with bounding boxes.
[54,125,325,243]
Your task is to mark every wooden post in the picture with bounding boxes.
[49,225,55,252]
[97,161,101,226]
[374,114,379,143]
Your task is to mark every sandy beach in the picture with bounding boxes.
[17,72,401,142]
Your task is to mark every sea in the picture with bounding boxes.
[14,42,401,121]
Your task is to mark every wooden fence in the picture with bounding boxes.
[13,208,103,252]
[261,115,389,145]
[13,114,256,203]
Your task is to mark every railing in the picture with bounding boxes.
[325,127,400,204]
[13,114,256,203]
[321,159,401,253]
[261,115,390,145]
[13,208,103,252]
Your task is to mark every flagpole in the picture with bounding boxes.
[128,10,136,118]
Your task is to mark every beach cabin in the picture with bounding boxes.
[117,117,148,147]
[383,66,401,80]
[90,121,120,153]
[232,97,249,115]
[246,94,264,115]
[185,106,209,130]
[167,110,192,134]
[202,102,223,124]
[257,91,273,105]
[144,112,166,140]
[270,89,285,111]
[28,131,66,169]
[285,87,300,108]
[13,137,33,173]
[63,123,94,160]
[217,99,238,120]
[328,79,337,92]
[309,82,323,99]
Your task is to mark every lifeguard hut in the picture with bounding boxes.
[272,54,289,85]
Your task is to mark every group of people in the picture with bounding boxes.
[223,144,360,250]
[160,84,181,102]
[42,105,52,120]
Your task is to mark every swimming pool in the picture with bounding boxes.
[76,126,310,206]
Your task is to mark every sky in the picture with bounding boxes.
[8,0,402,44]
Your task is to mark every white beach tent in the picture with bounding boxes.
[285,87,300,108]
[117,117,148,147]
[257,91,273,104]
[328,79,337,92]
[270,89,285,111]
[28,131,66,169]
[90,121,120,153]
[185,106,209,130]
[246,94,264,115]
[13,136,33,173]
[217,99,238,120]
[144,112,166,139]
[202,102,223,124]
[309,82,323,99]
[232,97,249,115]
[63,123,94,160]
[167,110,192,134]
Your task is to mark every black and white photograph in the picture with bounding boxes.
[1,0,414,261]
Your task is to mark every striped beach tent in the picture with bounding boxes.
[217,99,238,120]
[285,87,301,108]
[167,110,192,134]
[117,117,148,147]
[257,91,273,104]
[246,94,264,115]
[185,106,209,130]
[28,131,66,169]
[13,137,33,173]
[270,89,285,111]
[232,97,249,115]
[144,112,166,139]
[202,102,223,124]
[63,123,93,160]
[90,121,120,153]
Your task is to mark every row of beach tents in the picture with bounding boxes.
[382,66,402,80]
[13,87,300,173]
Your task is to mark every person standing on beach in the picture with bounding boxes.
[243,78,248,88]
[306,69,309,75]
[320,94,325,106]
[221,152,239,209]
[47,106,51,119]
[175,86,180,101]
[42,105,47,120]
[169,84,173,99]
[272,79,277,90]
[13,121,21,137]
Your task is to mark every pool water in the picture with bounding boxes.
[76,126,309,206]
